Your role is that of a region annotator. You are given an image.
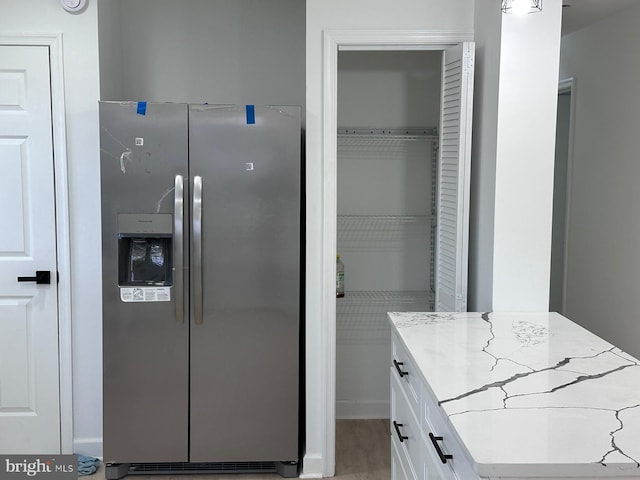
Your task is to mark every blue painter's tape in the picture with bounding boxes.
[246,105,255,125]
[137,101,147,115]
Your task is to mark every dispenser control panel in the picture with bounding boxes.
[117,213,173,302]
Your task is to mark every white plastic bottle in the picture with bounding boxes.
[336,255,345,298]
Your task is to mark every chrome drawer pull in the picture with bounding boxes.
[429,432,453,464]
[393,421,408,443]
[393,359,409,378]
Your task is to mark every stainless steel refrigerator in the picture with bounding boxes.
[99,102,301,478]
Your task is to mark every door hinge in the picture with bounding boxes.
[57,271,60,284]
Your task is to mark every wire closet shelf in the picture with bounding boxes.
[336,127,438,344]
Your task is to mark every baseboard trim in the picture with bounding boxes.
[300,454,323,478]
[73,437,103,459]
[336,400,389,419]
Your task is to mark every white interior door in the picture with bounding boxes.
[0,45,60,453]
[435,42,474,312]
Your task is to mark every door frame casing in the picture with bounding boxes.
[319,29,473,477]
[0,34,73,454]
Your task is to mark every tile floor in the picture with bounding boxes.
[94,419,390,480]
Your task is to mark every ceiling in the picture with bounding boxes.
[561,0,639,35]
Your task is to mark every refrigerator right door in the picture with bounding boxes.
[435,42,474,312]
[188,105,301,462]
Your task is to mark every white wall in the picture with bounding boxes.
[305,1,474,476]
[113,0,305,107]
[0,0,568,468]
[0,0,103,456]
[337,51,441,128]
[560,4,640,359]
[470,1,562,311]
[492,3,562,310]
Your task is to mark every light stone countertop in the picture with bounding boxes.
[388,311,640,478]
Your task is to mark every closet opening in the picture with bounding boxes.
[335,50,442,477]
[320,30,473,477]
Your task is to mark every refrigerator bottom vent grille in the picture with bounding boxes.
[128,462,277,474]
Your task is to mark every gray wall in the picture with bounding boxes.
[104,0,305,107]
[94,0,305,457]
[337,51,441,128]
[549,92,571,313]
[468,2,501,311]
[98,0,123,100]
[560,3,640,358]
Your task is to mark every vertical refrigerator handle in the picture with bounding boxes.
[193,176,203,325]
[174,175,185,324]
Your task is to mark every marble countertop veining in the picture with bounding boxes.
[388,312,640,478]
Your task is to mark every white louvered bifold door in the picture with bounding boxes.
[435,42,474,312]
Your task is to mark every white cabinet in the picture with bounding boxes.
[419,382,478,480]
[390,330,476,480]
[390,312,640,480]
[391,432,412,480]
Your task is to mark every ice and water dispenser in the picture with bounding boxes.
[117,214,173,302]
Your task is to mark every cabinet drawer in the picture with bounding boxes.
[391,331,421,413]
[392,428,416,480]
[421,382,450,438]
[391,369,422,478]
[421,430,458,480]
[420,383,477,480]
[393,371,460,480]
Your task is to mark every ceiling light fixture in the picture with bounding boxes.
[501,0,543,15]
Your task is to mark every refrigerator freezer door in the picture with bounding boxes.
[188,105,301,462]
[100,102,190,462]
